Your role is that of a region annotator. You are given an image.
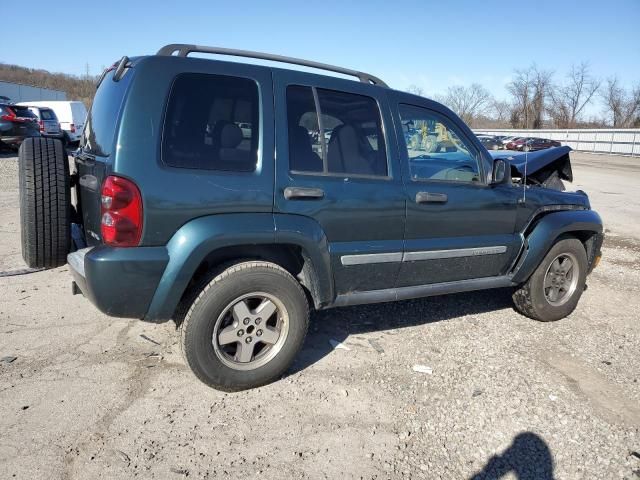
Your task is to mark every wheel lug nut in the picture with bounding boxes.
[237,329,244,337]
[256,329,263,336]
[245,336,253,343]
[243,318,250,325]
[255,318,262,325]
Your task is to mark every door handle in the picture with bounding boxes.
[415,192,448,204]
[284,187,324,200]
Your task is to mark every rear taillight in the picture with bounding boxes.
[70,123,76,133]
[39,120,45,132]
[100,176,143,247]
[1,106,25,123]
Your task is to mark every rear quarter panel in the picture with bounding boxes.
[112,56,275,246]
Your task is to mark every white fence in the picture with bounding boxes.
[0,81,66,104]
[474,129,640,157]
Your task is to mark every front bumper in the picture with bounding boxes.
[68,245,169,319]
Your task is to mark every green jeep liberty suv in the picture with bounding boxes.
[18,45,603,390]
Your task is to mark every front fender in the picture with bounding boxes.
[145,213,276,321]
[511,209,603,283]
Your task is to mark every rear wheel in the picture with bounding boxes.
[180,261,309,391]
[512,238,587,322]
[18,137,71,268]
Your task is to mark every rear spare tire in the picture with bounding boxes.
[19,137,71,268]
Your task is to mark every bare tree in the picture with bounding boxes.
[601,77,640,127]
[507,65,553,129]
[492,99,511,125]
[437,83,493,126]
[406,84,425,97]
[548,62,600,128]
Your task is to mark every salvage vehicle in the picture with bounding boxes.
[18,44,603,391]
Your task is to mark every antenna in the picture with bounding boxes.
[523,139,528,204]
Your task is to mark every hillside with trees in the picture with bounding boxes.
[0,63,98,108]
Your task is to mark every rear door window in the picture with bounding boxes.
[40,109,56,120]
[286,85,388,177]
[162,73,260,172]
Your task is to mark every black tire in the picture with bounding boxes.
[512,238,587,322]
[180,261,309,391]
[19,137,71,269]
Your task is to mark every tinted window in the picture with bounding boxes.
[163,73,259,172]
[286,85,387,177]
[399,104,481,183]
[12,106,37,119]
[40,109,56,120]
[82,69,133,156]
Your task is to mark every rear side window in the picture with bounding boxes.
[162,73,259,172]
[83,69,133,157]
[286,85,387,177]
[40,109,56,120]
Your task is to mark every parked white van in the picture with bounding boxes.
[17,101,87,144]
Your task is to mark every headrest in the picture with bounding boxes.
[220,123,243,148]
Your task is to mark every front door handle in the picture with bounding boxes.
[415,191,448,204]
[284,187,324,200]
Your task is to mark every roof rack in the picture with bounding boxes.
[156,44,388,88]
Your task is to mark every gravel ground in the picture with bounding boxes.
[0,150,639,479]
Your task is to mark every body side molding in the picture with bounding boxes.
[340,245,508,266]
[332,275,515,308]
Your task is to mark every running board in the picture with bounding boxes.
[332,276,515,308]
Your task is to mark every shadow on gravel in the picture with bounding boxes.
[470,432,554,480]
[290,287,514,374]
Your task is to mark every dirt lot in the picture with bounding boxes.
[1,151,639,479]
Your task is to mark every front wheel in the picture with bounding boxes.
[512,238,588,322]
[180,261,309,391]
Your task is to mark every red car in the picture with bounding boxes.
[522,138,562,151]
[505,137,527,150]
[506,137,561,151]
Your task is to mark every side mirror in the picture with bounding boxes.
[491,158,510,185]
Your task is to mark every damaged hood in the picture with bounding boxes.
[489,146,573,183]
[489,147,573,183]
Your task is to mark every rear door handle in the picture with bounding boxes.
[415,191,448,204]
[284,187,324,200]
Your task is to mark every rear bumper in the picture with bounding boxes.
[0,135,27,145]
[62,129,82,142]
[42,132,64,139]
[68,245,170,319]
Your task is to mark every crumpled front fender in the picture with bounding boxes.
[510,209,603,283]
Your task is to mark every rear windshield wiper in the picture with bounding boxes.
[96,56,131,89]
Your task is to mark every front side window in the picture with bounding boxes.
[163,73,259,172]
[286,85,388,177]
[399,104,481,183]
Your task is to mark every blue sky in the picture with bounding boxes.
[4,0,639,115]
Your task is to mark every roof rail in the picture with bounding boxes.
[156,44,388,88]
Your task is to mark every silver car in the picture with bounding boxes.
[25,106,64,142]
